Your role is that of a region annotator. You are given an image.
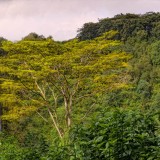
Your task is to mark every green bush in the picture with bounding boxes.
[0,134,24,160]
[70,108,160,160]
[0,132,49,160]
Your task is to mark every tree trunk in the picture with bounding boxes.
[64,97,72,128]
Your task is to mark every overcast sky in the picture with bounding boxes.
[0,0,160,41]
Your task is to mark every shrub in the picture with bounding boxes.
[70,108,160,160]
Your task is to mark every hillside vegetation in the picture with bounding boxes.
[0,12,160,160]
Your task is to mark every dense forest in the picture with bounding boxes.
[0,12,160,160]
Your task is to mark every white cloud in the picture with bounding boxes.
[0,0,160,41]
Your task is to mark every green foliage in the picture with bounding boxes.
[0,133,24,160]
[77,12,160,42]
[1,12,160,160]
[77,22,99,40]
[0,132,50,160]
[22,32,46,41]
[70,108,160,160]
[148,41,160,66]
[0,37,7,47]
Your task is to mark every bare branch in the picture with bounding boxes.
[36,111,48,123]
[35,80,46,100]
[47,108,63,139]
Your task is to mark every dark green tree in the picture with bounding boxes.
[22,32,46,41]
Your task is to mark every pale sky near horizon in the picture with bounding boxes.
[0,0,160,41]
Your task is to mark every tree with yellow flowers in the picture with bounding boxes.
[0,31,131,138]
